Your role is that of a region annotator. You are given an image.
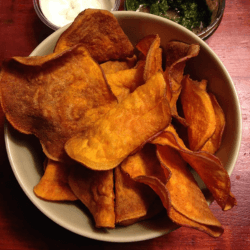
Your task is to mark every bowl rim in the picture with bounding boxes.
[4,11,242,242]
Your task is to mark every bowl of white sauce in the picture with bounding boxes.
[33,0,120,30]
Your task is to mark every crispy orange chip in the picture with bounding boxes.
[54,9,134,63]
[121,143,172,212]
[65,71,171,171]
[152,125,236,210]
[0,45,117,162]
[136,34,159,57]
[144,34,163,82]
[68,165,115,228]
[181,75,216,151]
[100,55,137,74]
[34,159,77,201]
[115,165,163,226]
[106,62,145,102]
[201,93,226,154]
[163,41,200,123]
[156,145,224,237]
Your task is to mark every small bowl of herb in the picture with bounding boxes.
[124,0,225,40]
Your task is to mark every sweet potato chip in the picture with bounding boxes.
[0,45,117,162]
[181,75,216,151]
[136,34,159,57]
[68,165,115,228]
[65,71,171,171]
[121,143,171,213]
[201,93,226,154]
[54,9,134,63]
[100,55,137,74]
[156,145,224,237]
[144,35,163,81]
[152,125,236,210]
[33,159,77,201]
[106,62,145,102]
[163,42,200,123]
[169,208,223,237]
[115,165,163,226]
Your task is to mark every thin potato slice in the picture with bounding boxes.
[115,165,163,226]
[65,71,171,171]
[54,9,134,63]
[100,55,137,74]
[144,35,163,81]
[169,208,223,237]
[106,62,145,102]
[68,165,115,228]
[181,75,216,151]
[201,93,226,154]
[0,45,117,162]
[136,34,159,57]
[156,145,223,237]
[164,42,200,123]
[34,159,77,201]
[152,125,236,210]
[121,143,171,212]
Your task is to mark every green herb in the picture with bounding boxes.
[125,0,212,31]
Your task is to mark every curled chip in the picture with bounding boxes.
[54,9,134,63]
[0,45,117,162]
[156,145,224,237]
[181,75,216,151]
[100,55,137,74]
[152,125,236,211]
[201,93,226,154]
[115,165,163,226]
[106,62,145,102]
[65,71,171,171]
[34,159,77,201]
[68,165,115,228]
[136,34,159,57]
[163,41,200,124]
[143,34,163,82]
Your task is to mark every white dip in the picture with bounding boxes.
[40,0,116,28]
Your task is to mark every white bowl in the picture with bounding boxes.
[5,11,242,242]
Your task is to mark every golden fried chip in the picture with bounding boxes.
[169,207,223,237]
[201,93,226,154]
[163,42,200,123]
[68,165,115,228]
[65,71,171,171]
[115,165,163,226]
[100,55,137,74]
[144,34,163,81]
[136,34,159,57]
[0,45,117,162]
[106,62,145,102]
[33,159,77,201]
[152,125,236,210]
[54,9,134,63]
[156,145,223,237]
[121,143,171,210]
[181,75,216,151]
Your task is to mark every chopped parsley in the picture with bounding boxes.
[125,0,212,31]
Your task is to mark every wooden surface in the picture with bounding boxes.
[0,0,249,249]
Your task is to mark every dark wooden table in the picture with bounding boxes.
[0,0,249,249]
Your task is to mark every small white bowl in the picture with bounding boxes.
[5,11,242,242]
[33,0,121,30]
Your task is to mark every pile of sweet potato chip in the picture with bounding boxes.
[0,9,236,237]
